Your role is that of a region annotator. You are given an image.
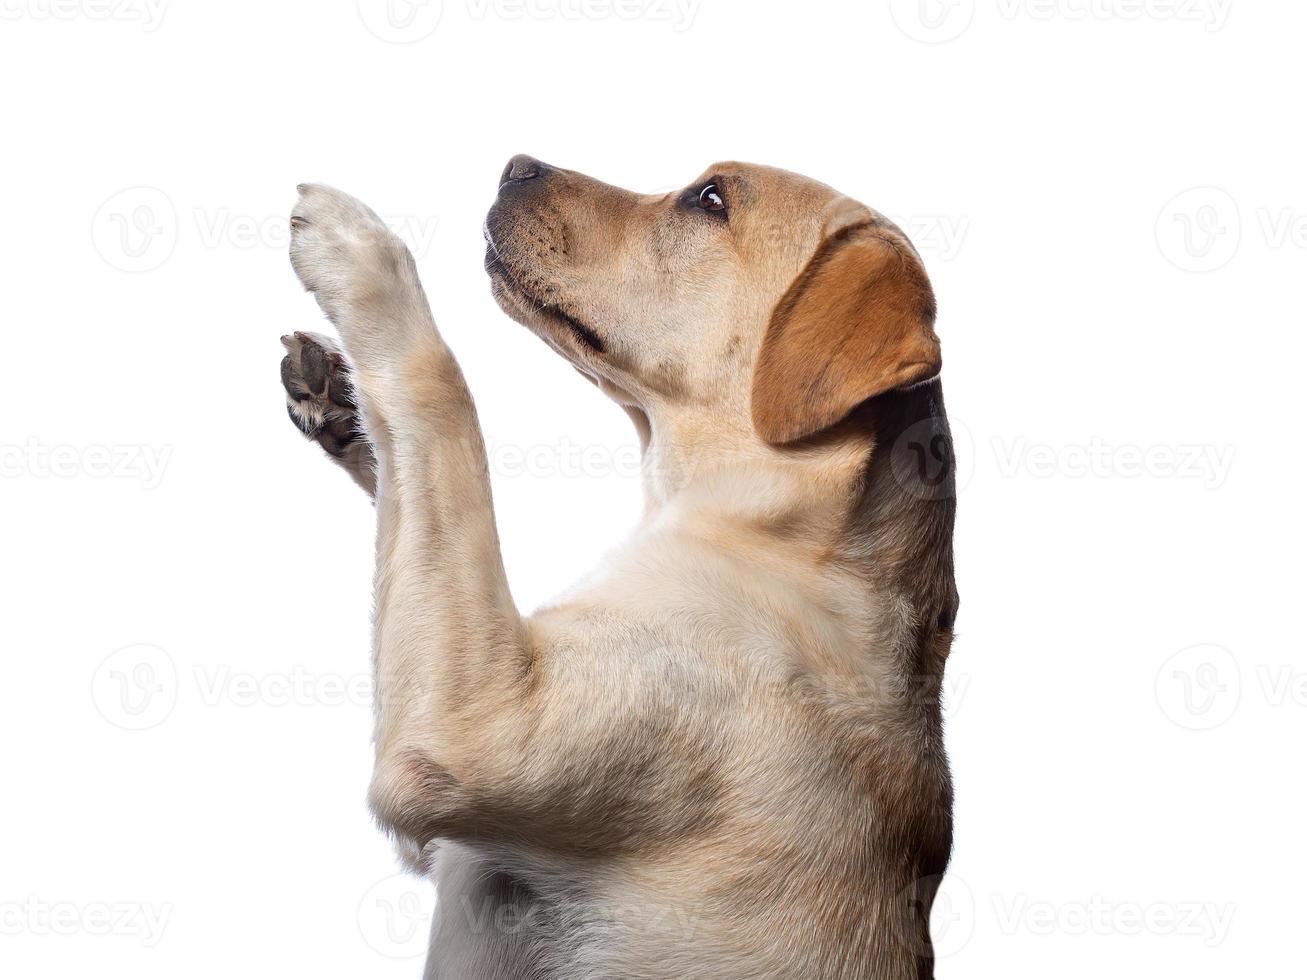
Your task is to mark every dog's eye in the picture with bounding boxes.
[697,183,726,212]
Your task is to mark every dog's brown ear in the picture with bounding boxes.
[751,224,942,444]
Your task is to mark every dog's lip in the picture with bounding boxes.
[483,246,605,356]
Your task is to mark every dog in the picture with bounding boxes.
[280,156,959,979]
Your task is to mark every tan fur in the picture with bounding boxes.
[285,160,958,979]
[752,224,942,444]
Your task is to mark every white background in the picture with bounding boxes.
[1,1,1302,976]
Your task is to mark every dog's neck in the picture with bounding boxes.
[637,382,958,661]
[640,416,869,530]
[845,381,960,679]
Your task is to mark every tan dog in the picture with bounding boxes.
[281,157,959,980]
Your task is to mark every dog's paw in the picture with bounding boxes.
[281,331,364,458]
[289,183,414,328]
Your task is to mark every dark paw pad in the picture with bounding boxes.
[281,331,364,456]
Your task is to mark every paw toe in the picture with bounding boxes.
[299,341,330,395]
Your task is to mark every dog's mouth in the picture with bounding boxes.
[483,233,605,356]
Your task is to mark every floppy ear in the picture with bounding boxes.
[751,224,942,444]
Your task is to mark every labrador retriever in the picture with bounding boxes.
[280,157,959,980]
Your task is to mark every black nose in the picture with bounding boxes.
[501,154,544,185]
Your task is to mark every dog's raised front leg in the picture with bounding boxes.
[288,184,530,854]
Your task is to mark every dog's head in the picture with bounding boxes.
[484,156,941,449]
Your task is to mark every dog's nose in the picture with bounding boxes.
[501,154,545,185]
